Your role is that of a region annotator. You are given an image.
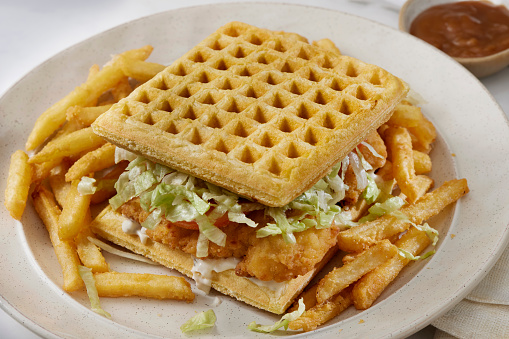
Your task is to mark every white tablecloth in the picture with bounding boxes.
[1,1,508,338]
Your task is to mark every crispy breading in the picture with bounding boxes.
[235,226,340,282]
[120,199,256,258]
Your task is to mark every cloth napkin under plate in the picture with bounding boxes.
[432,244,509,338]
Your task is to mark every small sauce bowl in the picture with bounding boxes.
[399,0,509,77]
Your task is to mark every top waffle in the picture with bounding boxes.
[92,22,408,207]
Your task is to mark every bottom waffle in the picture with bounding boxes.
[90,206,337,314]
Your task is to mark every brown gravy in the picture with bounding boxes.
[410,1,509,58]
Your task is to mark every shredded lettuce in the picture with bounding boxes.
[349,152,368,190]
[111,143,376,249]
[398,248,436,261]
[78,266,111,319]
[412,222,439,246]
[358,196,407,223]
[248,298,305,333]
[361,174,381,204]
[180,309,217,333]
[77,177,97,195]
[360,141,384,159]
[114,147,137,163]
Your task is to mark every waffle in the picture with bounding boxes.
[92,22,408,207]
[90,205,338,314]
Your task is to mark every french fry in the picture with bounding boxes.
[289,289,352,332]
[413,150,432,174]
[25,45,154,151]
[111,76,133,101]
[66,104,113,127]
[31,157,63,183]
[65,143,116,182]
[385,126,433,203]
[376,160,393,181]
[287,284,319,313]
[90,162,128,204]
[316,240,397,304]
[408,117,437,153]
[337,179,469,252]
[352,226,431,309]
[58,179,92,240]
[4,150,32,220]
[87,64,100,81]
[387,102,423,128]
[90,179,117,204]
[28,127,105,164]
[93,272,194,301]
[75,210,109,273]
[48,163,71,207]
[312,38,341,55]
[119,57,165,83]
[32,185,83,291]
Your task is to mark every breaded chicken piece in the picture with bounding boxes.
[120,198,256,258]
[235,226,340,282]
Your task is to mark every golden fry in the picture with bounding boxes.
[337,179,469,252]
[289,289,352,332]
[75,210,109,273]
[87,64,100,81]
[66,104,113,127]
[385,126,433,203]
[413,150,432,174]
[48,164,71,207]
[93,272,194,301]
[120,57,165,83]
[352,227,431,309]
[58,179,92,240]
[32,185,83,291]
[29,127,105,164]
[287,284,318,313]
[65,143,116,181]
[90,162,128,204]
[31,158,63,183]
[408,117,437,153]
[111,76,133,101]
[25,45,154,151]
[387,102,423,128]
[4,150,32,220]
[316,240,397,304]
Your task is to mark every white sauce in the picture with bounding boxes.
[191,257,239,294]
[246,277,288,298]
[191,256,289,297]
[121,218,149,245]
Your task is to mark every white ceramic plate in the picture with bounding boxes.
[1,3,509,339]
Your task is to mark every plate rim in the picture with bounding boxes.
[1,2,509,338]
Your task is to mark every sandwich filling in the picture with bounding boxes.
[109,130,388,283]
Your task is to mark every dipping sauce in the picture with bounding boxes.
[410,1,509,58]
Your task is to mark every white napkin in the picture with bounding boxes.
[432,244,509,338]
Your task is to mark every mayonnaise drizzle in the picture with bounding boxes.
[121,218,149,244]
[191,257,239,294]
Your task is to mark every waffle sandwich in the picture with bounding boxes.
[91,21,408,314]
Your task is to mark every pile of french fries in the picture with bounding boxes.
[4,46,194,311]
[3,41,468,330]
[286,101,469,331]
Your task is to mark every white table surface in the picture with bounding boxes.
[1,1,507,338]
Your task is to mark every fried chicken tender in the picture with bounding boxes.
[118,132,385,282]
[235,226,340,282]
[120,199,256,259]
